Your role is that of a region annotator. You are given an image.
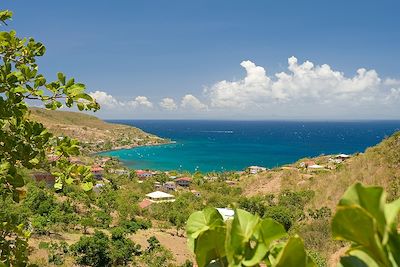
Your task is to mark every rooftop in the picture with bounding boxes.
[146,191,175,199]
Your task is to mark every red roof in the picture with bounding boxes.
[139,199,153,209]
[176,177,192,182]
[91,166,104,172]
[136,170,152,175]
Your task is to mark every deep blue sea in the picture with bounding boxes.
[98,120,400,173]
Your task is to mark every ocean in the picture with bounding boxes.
[98,120,400,173]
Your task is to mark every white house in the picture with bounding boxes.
[248,166,267,174]
[145,191,175,203]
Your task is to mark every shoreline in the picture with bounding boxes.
[94,140,176,155]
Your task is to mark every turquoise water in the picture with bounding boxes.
[98,120,400,173]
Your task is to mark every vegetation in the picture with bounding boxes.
[0,8,98,266]
[1,6,400,267]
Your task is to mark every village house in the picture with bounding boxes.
[330,153,351,164]
[32,172,55,187]
[308,164,325,170]
[175,177,192,187]
[138,199,153,209]
[248,166,267,174]
[69,156,83,165]
[299,160,316,168]
[145,191,175,203]
[163,181,176,191]
[91,166,104,180]
[135,170,153,180]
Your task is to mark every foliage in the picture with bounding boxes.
[71,231,111,267]
[186,207,315,267]
[47,241,69,265]
[332,183,400,267]
[0,8,98,265]
[142,236,174,267]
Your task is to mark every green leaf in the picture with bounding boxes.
[186,208,226,267]
[332,206,388,266]
[274,236,311,267]
[226,209,261,266]
[57,72,66,85]
[81,181,93,191]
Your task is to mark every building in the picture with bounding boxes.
[217,208,235,221]
[138,199,153,209]
[135,170,153,180]
[175,177,192,187]
[32,172,55,187]
[308,164,324,170]
[299,160,316,168]
[145,191,175,203]
[91,166,104,180]
[248,166,267,174]
[331,154,351,163]
[163,181,176,191]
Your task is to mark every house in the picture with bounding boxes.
[308,164,324,170]
[91,166,104,180]
[114,169,130,175]
[332,154,351,163]
[175,177,192,187]
[139,199,153,209]
[299,160,316,168]
[135,170,153,180]
[69,157,83,165]
[32,172,55,187]
[248,166,267,174]
[163,181,176,191]
[217,208,235,221]
[145,191,175,203]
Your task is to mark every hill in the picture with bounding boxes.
[29,107,169,152]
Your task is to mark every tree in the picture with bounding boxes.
[71,231,111,267]
[0,9,99,265]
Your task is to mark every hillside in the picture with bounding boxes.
[240,131,400,206]
[238,131,400,265]
[29,107,169,152]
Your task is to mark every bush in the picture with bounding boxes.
[264,205,294,231]
[71,231,111,267]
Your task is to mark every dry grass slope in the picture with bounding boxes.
[28,107,168,152]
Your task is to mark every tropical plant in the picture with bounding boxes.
[332,183,400,267]
[186,207,315,267]
[0,8,99,265]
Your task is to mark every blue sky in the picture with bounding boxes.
[4,0,400,119]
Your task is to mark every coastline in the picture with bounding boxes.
[94,140,176,155]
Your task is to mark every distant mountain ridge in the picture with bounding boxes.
[29,107,169,152]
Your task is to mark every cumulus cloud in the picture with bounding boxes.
[181,94,208,111]
[129,96,153,108]
[159,98,178,110]
[206,57,386,109]
[89,91,122,108]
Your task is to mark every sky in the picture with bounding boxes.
[3,0,400,119]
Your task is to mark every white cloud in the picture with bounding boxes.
[129,96,153,108]
[89,91,122,108]
[384,78,400,86]
[207,57,383,108]
[181,94,208,111]
[159,98,177,110]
